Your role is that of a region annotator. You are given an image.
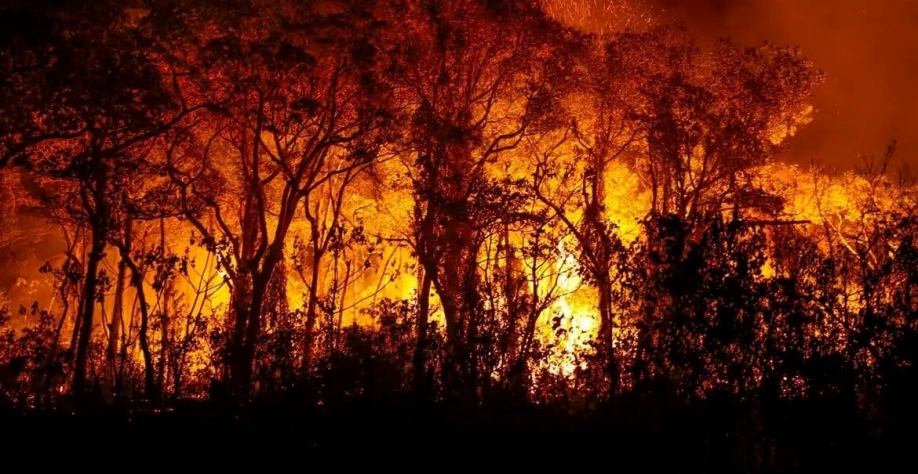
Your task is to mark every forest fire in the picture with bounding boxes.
[2,0,918,468]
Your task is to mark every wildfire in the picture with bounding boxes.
[5,0,891,406]
[539,238,598,377]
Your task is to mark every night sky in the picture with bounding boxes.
[651,0,918,170]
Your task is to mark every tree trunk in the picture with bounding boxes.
[106,250,126,396]
[240,272,270,396]
[72,228,105,395]
[117,251,156,399]
[228,299,251,396]
[436,277,464,400]
[301,246,324,372]
[106,220,130,397]
[597,277,619,395]
[462,266,481,401]
[157,291,168,395]
[157,220,169,394]
[413,269,433,397]
[438,233,482,403]
[230,249,282,398]
[45,262,73,399]
[335,260,350,351]
[66,251,86,369]
[511,287,545,396]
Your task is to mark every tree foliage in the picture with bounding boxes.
[3,2,916,468]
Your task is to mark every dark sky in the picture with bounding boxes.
[650,0,918,170]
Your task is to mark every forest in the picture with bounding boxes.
[1,0,916,469]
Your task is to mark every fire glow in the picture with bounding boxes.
[1,0,914,409]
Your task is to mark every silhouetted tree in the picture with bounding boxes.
[387,0,567,401]
[2,1,181,397]
[161,0,395,396]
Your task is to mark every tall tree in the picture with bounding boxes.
[605,27,822,221]
[389,0,565,400]
[528,32,641,391]
[603,27,822,387]
[162,0,394,395]
[2,1,180,396]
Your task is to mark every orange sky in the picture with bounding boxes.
[651,0,918,170]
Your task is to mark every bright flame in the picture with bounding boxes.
[539,238,599,377]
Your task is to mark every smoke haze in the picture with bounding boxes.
[651,0,918,169]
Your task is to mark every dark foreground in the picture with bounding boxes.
[3,396,915,472]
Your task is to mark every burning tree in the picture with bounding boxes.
[1,0,185,397]
[9,7,918,462]
[601,27,824,221]
[157,0,396,396]
[383,0,578,401]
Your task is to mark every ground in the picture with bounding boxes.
[3,396,911,471]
